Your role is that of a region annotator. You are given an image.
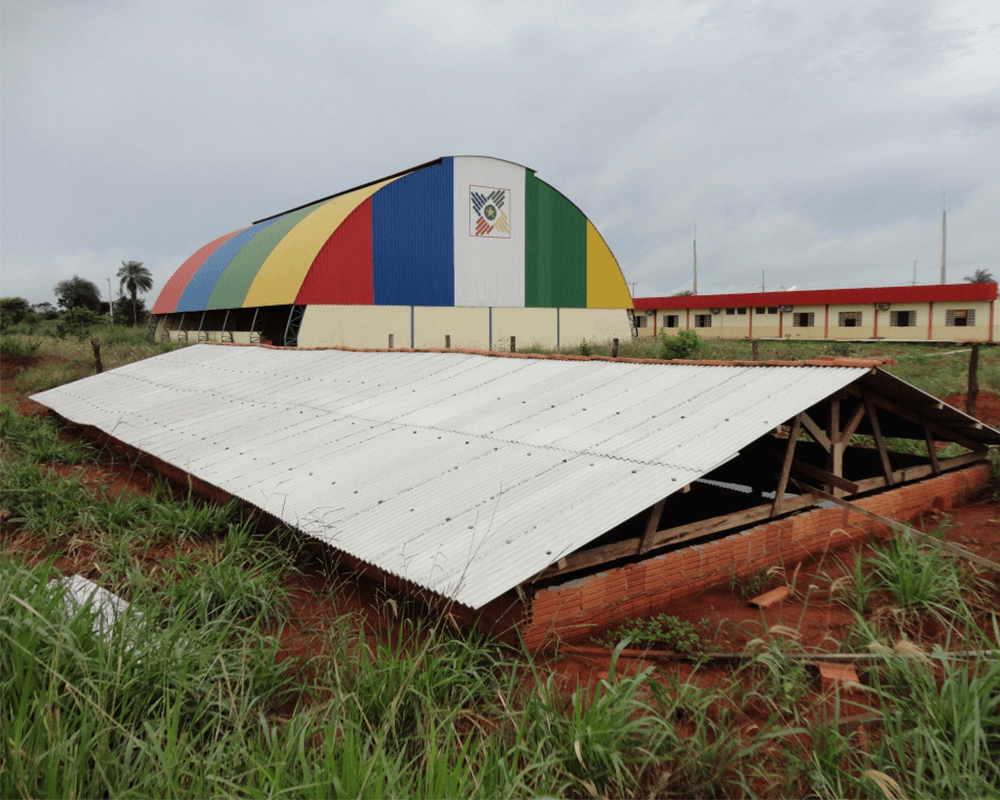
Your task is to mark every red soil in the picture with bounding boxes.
[942,390,1000,428]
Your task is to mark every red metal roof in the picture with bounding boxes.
[634,283,998,310]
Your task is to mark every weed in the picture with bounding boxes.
[868,645,1000,798]
[729,566,779,599]
[598,613,710,655]
[0,404,95,464]
[867,527,966,618]
[742,633,813,715]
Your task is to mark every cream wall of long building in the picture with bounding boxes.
[645,299,998,342]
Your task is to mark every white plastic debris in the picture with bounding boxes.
[48,574,133,638]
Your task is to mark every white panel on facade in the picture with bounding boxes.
[453,156,527,307]
[34,345,886,609]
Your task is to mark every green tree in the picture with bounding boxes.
[964,268,996,284]
[55,307,100,340]
[31,301,59,320]
[116,260,154,326]
[54,275,102,312]
[0,297,33,329]
[112,294,148,326]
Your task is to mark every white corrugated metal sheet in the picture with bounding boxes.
[32,346,871,609]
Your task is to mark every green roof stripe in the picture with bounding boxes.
[525,174,587,308]
[206,203,320,309]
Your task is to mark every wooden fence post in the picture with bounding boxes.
[510,336,516,353]
[388,334,394,349]
[91,338,103,374]
[445,335,451,349]
[611,338,619,358]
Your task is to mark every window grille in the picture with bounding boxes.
[946,309,975,327]
[792,312,815,327]
[838,311,862,327]
[890,310,916,327]
[694,314,712,328]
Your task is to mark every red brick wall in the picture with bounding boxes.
[521,465,990,648]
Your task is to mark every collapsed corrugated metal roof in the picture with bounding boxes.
[29,345,992,609]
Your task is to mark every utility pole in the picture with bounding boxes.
[941,191,947,284]
[761,270,765,292]
[692,224,698,295]
[913,260,917,286]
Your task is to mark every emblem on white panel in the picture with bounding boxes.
[470,186,510,238]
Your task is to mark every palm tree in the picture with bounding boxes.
[964,268,996,284]
[117,261,154,326]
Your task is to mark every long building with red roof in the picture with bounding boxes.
[633,283,998,342]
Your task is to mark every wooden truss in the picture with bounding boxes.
[538,381,990,581]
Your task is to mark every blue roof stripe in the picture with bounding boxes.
[175,221,271,312]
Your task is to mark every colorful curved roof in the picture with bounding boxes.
[153,156,632,314]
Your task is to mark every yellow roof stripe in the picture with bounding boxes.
[586,220,632,309]
[242,177,401,308]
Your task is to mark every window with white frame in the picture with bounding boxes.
[792,312,815,327]
[694,314,712,328]
[838,311,862,327]
[890,310,916,327]
[946,309,975,327]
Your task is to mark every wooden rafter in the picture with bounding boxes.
[636,498,666,555]
[862,389,894,485]
[772,414,801,516]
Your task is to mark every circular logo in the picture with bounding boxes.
[483,204,497,221]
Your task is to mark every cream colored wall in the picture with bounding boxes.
[491,307,558,350]
[413,307,490,349]
[559,308,633,346]
[714,310,751,339]
[929,301,992,341]
[300,305,412,349]
[751,309,781,338]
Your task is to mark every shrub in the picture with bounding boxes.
[0,336,41,358]
[660,329,705,360]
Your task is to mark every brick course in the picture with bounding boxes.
[521,465,989,649]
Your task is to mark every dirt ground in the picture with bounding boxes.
[4,353,1000,724]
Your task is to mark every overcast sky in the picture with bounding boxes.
[2,0,998,308]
